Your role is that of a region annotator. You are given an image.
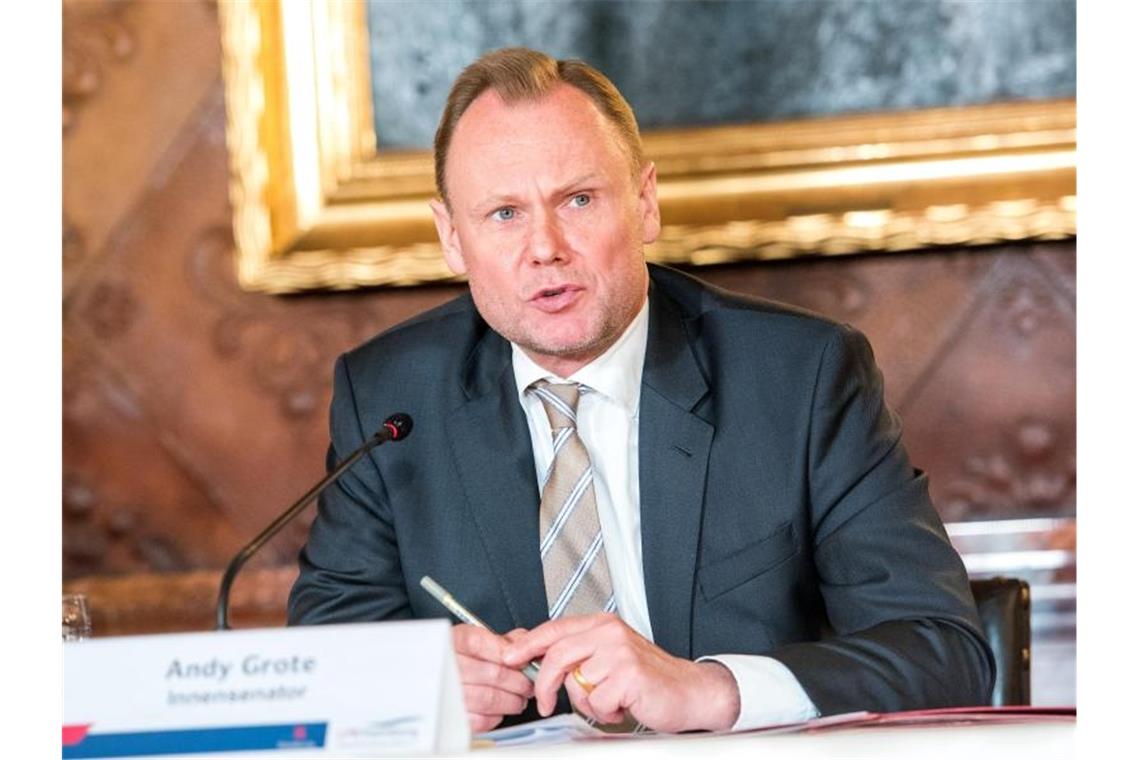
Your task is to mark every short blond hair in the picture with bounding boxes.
[433,47,644,205]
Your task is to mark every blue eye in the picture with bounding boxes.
[491,207,517,221]
[570,194,591,208]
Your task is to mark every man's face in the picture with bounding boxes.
[430,84,660,378]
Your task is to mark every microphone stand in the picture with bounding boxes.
[215,415,412,630]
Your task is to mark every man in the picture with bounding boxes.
[288,47,993,733]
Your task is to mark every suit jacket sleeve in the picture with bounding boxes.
[287,355,412,625]
[766,324,995,714]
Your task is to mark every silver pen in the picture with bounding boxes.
[420,575,542,681]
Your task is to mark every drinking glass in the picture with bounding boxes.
[63,593,92,641]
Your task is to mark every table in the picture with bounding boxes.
[479,719,1075,759]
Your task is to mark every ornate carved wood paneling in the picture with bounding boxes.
[62,0,137,134]
[63,0,222,296]
[895,248,1075,521]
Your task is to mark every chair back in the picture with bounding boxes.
[970,577,1031,706]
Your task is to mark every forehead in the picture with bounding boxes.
[445,84,633,200]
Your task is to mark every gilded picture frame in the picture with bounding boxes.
[218,0,1075,294]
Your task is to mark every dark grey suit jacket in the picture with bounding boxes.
[288,264,994,716]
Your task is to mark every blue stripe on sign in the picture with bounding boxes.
[62,722,327,758]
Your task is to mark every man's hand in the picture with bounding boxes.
[451,624,535,733]
[501,613,740,733]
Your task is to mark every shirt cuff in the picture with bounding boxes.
[698,654,820,731]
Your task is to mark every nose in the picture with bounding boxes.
[528,208,569,265]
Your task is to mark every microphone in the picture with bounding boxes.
[215,412,414,630]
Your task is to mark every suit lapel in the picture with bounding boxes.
[639,285,714,659]
[445,330,549,631]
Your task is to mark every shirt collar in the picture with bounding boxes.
[512,296,650,418]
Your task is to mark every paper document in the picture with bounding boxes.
[477,714,650,747]
[476,711,880,747]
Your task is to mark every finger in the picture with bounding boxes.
[580,677,628,725]
[468,713,503,734]
[503,627,528,643]
[563,671,602,723]
[462,683,529,717]
[534,640,606,716]
[455,654,535,697]
[536,658,597,717]
[502,614,610,666]
[452,623,507,662]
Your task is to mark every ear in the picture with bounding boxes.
[429,198,467,276]
[637,162,661,245]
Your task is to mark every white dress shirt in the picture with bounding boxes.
[511,297,819,730]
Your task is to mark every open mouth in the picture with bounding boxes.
[530,284,582,312]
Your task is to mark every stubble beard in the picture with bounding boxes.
[476,283,643,371]
[515,311,621,364]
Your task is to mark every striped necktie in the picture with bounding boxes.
[529,380,616,619]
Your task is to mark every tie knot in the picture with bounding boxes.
[530,380,583,431]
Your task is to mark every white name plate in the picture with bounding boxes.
[63,620,469,757]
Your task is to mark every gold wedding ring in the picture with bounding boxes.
[571,665,595,694]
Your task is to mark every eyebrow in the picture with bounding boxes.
[551,173,603,197]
